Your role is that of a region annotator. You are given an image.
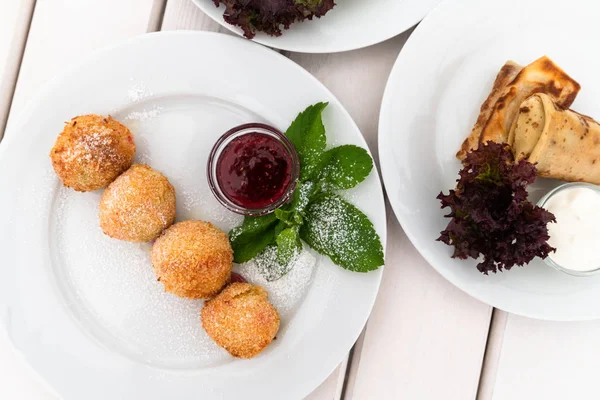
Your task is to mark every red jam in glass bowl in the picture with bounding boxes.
[207,123,299,216]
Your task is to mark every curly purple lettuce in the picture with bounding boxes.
[437,141,556,274]
[212,0,336,38]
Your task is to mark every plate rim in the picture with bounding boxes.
[191,0,440,54]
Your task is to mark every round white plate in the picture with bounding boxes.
[0,31,386,399]
[193,0,442,53]
[379,0,600,321]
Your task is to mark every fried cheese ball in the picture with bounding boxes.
[151,220,233,299]
[202,282,280,359]
[50,115,135,192]
[99,164,176,242]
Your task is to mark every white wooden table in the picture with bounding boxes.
[2,1,600,399]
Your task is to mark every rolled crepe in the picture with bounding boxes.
[509,93,600,185]
[457,56,581,160]
[457,61,523,159]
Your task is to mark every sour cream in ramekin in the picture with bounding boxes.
[538,183,600,276]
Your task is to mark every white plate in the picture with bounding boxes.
[0,31,386,399]
[193,0,442,53]
[379,0,600,321]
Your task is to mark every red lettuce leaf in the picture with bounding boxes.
[437,141,556,274]
[213,0,335,38]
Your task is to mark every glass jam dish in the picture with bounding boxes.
[207,123,299,216]
[537,182,600,277]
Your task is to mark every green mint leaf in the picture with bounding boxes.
[229,213,280,263]
[275,207,303,225]
[229,213,277,243]
[285,102,328,181]
[319,145,374,190]
[276,227,302,265]
[231,229,277,264]
[300,193,384,272]
[275,181,319,226]
[290,180,317,213]
[274,208,296,225]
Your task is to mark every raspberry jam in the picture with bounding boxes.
[217,132,292,209]
[208,123,299,216]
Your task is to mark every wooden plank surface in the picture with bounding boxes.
[288,35,494,400]
[0,0,159,399]
[0,0,35,139]
[162,0,222,32]
[476,310,508,400]
[349,211,492,400]
[488,315,600,400]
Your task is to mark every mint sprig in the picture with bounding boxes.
[229,103,384,278]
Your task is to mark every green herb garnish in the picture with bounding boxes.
[300,193,384,272]
[229,103,384,278]
[319,145,374,190]
[229,213,282,263]
[285,102,328,181]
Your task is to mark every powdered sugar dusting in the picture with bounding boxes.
[99,165,175,242]
[47,95,316,368]
[127,82,152,103]
[53,188,229,367]
[60,122,128,167]
[303,194,382,271]
[178,183,243,230]
[234,249,317,319]
[126,105,164,122]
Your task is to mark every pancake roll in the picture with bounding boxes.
[457,56,580,159]
[509,93,600,185]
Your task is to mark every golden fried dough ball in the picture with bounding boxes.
[151,220,233,298]
[201,282,280,359]
[50,115,135,192]
[99,164,176,242]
